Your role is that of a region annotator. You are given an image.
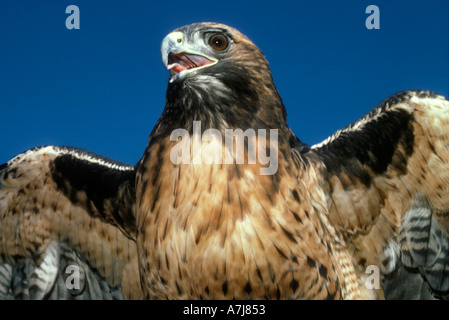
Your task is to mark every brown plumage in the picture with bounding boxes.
[1,22,449,299]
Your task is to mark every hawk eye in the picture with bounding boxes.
[208,34,229,51]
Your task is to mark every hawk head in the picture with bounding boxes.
[159,22,288,132]
[161,23,264,83]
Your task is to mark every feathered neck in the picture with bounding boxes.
[149,64,291,150]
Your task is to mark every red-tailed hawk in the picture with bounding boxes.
[1,22,449,300]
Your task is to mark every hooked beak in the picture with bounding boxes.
[161,31,217,83]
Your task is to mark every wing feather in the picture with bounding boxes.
[0,145,144,299]
[304,90,449,298]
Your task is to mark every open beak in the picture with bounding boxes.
[161,32,217,83]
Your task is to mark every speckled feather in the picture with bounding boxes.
[0,146,143,299]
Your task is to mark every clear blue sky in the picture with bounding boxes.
[0,0,448,165]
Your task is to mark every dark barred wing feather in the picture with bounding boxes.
[0,146,143,299]
[304,90,449,299]
[383,202,449,299]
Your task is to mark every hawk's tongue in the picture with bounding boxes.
[169,64,187,74]
[167,52,215,74]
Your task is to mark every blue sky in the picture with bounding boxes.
[0,0,448,165]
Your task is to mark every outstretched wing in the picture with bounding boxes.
[0,145,143,299]
[303,90,449,299]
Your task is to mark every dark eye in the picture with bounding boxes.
[208,34,229,51]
